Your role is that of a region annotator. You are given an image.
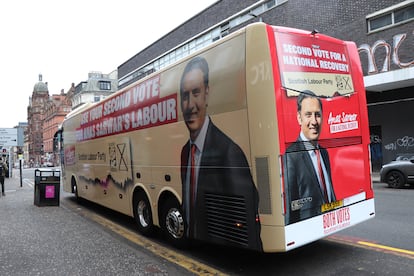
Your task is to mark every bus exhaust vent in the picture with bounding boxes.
[256,157,272,214]
[205,193,249,247]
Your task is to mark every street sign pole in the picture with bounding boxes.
[0,128,18,180]
[20,159,22,187]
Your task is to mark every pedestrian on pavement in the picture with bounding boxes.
[0,157,8,196]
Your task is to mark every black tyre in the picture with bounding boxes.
[133,191,155,236]
[160,197,188,248]
[71,177,81,202]
[386,171,405,188]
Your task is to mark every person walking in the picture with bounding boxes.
[0,157,8,196]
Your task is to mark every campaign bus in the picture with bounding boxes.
[61,22,375,252]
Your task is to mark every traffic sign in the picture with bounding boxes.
[0,128,18,147]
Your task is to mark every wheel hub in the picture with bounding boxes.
[137,201,149,227]
[166,209,185,239]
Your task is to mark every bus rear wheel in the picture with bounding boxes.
[133,191,155,236]
[160,198,188,248]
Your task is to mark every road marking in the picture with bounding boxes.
[327,234,414,260]
[62,200,228,276]
[23,179,34,188]
[357,241,414,257]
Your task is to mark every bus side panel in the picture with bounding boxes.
[62,118,81,195]
[246,23,286,252]
[63,30,264,251]
[176,32,263,250]
[130,122,186,226]
[62,144,76,193]
[67,135,134,215]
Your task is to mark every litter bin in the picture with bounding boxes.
[34,169,60,207]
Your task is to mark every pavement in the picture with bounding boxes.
[0,169,193,276]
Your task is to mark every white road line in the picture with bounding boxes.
[23,179,34,188]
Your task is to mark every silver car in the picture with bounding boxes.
[380,159,414,188]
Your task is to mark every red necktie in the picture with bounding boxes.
[190,144,197,206]
[315,149,329,202]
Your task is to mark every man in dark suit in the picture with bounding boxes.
[284,90,336,225]
[180,56,262,250]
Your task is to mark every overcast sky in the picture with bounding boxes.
[0,0,217,128]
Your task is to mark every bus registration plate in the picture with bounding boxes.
[321,200,343,212]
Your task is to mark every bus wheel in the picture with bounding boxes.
[71,177,81,202]
[133,191,154,236]
[161,198,188,248]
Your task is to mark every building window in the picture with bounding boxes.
[99,81,111,90]
[367,1,414,32]
[369,13,392,30]
[94,95,101,102]
[395,4,414,23]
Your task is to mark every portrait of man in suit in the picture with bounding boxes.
[179,56,262,250]
[283,90,336,225]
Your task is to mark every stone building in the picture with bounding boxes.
[27,75,50,166]
[27,75,72,166]
[43,90,72,166]
[67,71,118,110]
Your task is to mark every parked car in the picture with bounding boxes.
[380,159,414,188]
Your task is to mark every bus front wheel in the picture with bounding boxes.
[133,191,155,236]
[160,198,188,248]
[71,177,81,202]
